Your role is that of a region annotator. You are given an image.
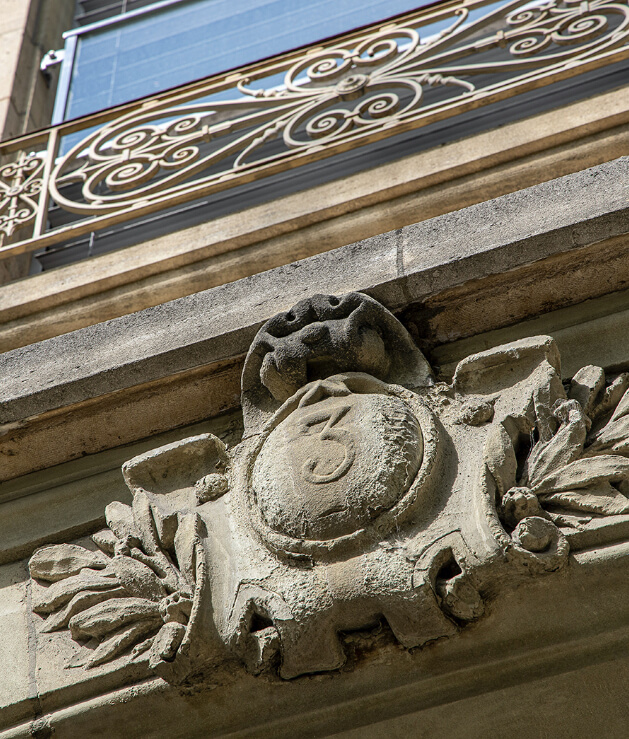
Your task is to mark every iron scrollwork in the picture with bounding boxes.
[48,0,629,216]
[0,154,44,245]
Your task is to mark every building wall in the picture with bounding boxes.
[0,0,73,284]
[1,1,629,736]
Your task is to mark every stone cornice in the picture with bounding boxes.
[3,156,629,423]
[1,157,628,479]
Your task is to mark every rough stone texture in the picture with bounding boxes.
[0,411,243,566]
[241,292,433,433]
[4,544,629,737]
[0,561,36,728]
[1,85,628,351]
[19,293,629,705]
[432,280,629,380]
[332,654,629,739]
[1,157,628,427]
[1,159,629,482]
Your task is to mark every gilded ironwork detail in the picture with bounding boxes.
[1,0,628,256]
[0,154,44,245]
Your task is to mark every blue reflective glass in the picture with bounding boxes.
[64,0,432,120]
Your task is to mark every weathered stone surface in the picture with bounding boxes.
[432,283,629,382]
[9,550,629,737]
[0,412,243,565]
[29,544,108,583]
[252,389,422,541]
[2,158,628,428]
[24,292,629,690]
[241,292,433,432]
[2,161,629,482]
[0,561,34,728]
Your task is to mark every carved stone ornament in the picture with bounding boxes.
[28,293,629,681]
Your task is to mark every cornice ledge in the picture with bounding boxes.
[1,157,628,429]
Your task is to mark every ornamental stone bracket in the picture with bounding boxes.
[27,292,629,683]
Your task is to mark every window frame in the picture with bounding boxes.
[52,0,189,124]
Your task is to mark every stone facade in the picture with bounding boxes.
[3,240,629,734]
[1,1,629,737]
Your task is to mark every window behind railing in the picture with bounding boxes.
[55,0,434,123]
[0,0,627,275]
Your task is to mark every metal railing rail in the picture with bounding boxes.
[1,0,628,260]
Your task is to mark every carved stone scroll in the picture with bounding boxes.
[28,292,629,681]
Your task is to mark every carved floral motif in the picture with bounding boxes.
[29,435,227,674]
[481,355,629,545]
[29,293,629,681]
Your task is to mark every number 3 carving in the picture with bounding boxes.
[296,404,356,484]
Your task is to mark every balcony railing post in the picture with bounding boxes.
[33,128,60,240]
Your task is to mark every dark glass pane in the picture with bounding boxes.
[64,0,431,119]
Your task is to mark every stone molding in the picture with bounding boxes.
[1,157,629,482]
[3,157,629,428]
[0,78,627,342]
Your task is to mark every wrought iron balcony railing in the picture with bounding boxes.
[1,0,628,261]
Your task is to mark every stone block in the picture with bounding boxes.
[0,561,37,728]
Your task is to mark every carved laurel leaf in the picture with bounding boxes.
[538,482,629,516]
[125,492,187,594]
[92,528,118,554]
[589,423,629,456]
[609,387,629,424]
[525,400,587,487]
[30,488,198,670]
[173,512,200,586]
[68,597,162,640]
[132,490,161,556]
[105,501,140,544]
[28,544,108,582]
[31,568,120,615]
[149,622,187,667]
[531,456,629,496]
[107,555,167,601]
[41,587,127,633]
[483,423,517,496]
[568,365,606,418]
[588,388,629,456]
[85,620,160,669]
